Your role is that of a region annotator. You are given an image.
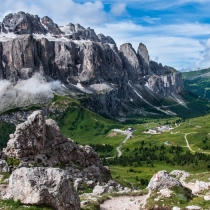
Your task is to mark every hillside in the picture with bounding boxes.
[182,68,210,99]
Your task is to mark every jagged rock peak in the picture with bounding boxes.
[60,22,115,44]
[1,11,47,35]
[41,16,63,35]
[60,22,100,42]
[97,33,116,45]
[120,43,144,82]
[137,43,150,66]
[0,11,115,44]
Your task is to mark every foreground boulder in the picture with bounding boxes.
[3,110,111,188]
[9,167,80,210]
[147,170,182,191]
[146,170,194,209]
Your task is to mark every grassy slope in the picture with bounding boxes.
[182,68,210,79]
[182,68,210,99]
[51,95,126,157]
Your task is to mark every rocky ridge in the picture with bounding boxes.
[0,11,185,118]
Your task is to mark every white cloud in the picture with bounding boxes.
[110,3,127,16]
[193,38,210,69]
[93,20,210,70]
[0,0,108,26]
[142,16,161,24]
[16,74,62,94]
[103,0,210,10]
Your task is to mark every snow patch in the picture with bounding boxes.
[90,83,113,93]
[40,21,48,30]
[0,32,17,42]
[2,61,5,68]
[75,82,92,94]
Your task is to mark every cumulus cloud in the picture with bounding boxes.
[193,39,210,69]
[178,39,210,71]
[0,0,109,27]
[93,20,210,70]
[110,3,127,16]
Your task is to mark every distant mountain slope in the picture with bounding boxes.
[182,68,210,79]
[182,68,210,99]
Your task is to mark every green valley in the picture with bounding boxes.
[51,95,210,189]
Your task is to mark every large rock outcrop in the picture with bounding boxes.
[0,11,185,118]
[3,110,111,185]
[9,167,80,210]
[147,170,182,191]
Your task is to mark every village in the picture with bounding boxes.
[143,125,174,134]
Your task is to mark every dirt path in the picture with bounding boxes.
[100,194,148,210]
[184,133,197,153]
[106,129,133,159]
[116,131,132,157]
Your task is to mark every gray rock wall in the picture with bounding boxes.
[0,11,185,118]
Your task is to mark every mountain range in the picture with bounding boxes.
[0,11,206,120]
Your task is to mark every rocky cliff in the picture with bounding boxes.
[0,11,185,118]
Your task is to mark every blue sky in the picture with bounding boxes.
[1,0,210,71]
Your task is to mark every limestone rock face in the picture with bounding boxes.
[0,159,10,172]
[137,43,150,76]
[147,170,182,191]
[120,43,143,82]
[146,72,184,96]
[9,167,80,210]
[0,11,185,118]
[137,43,150,66]
[3,111,111,185]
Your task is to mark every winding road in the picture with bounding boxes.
[106,129,133,159]
[116,130,133,157]
[184,133,196,153]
